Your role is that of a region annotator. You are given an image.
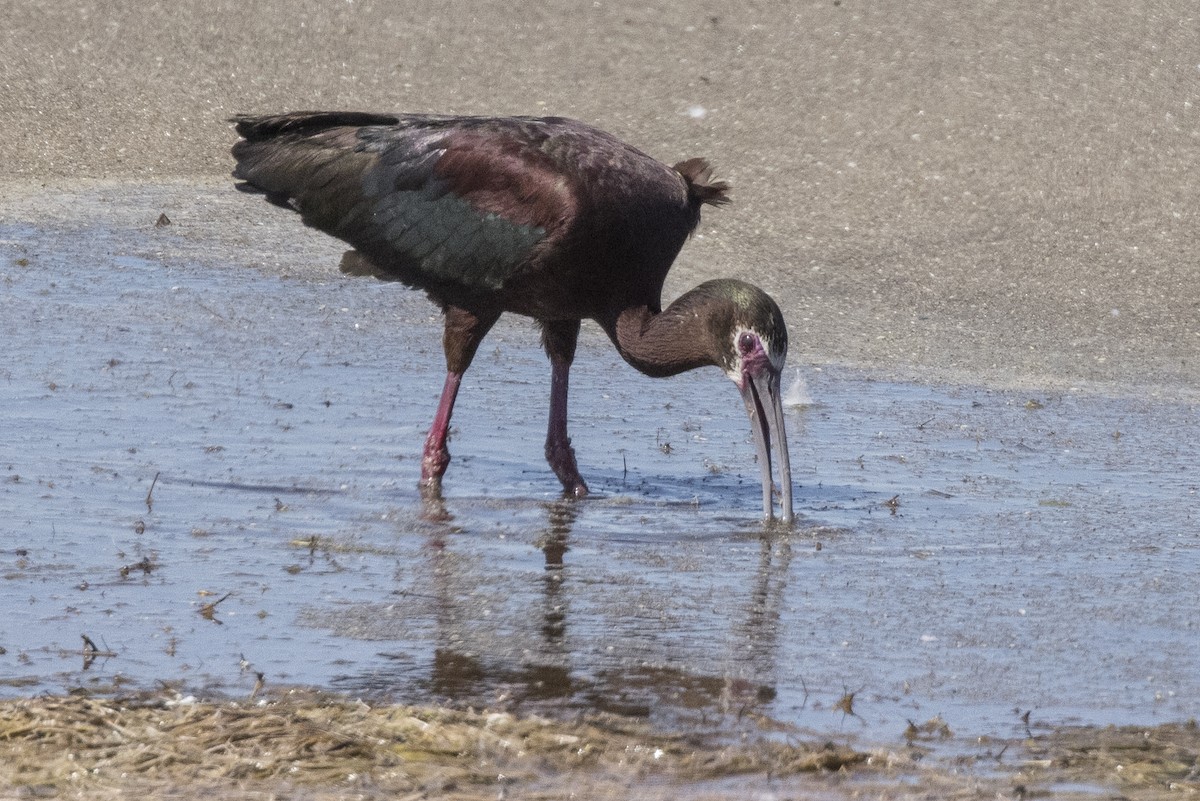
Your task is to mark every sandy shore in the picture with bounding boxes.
[2,0,1197,395]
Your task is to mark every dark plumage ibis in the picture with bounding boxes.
[230,111,793,522]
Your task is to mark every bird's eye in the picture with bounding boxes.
[738,332,757,355]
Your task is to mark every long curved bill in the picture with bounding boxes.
[740,369,794,523]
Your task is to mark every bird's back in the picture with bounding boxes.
[231,112,727,321]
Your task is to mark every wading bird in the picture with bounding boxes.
[231,112,793,521]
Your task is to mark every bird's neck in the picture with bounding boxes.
[604,292,727,379]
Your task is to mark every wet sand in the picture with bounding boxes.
[3,0,1198,395]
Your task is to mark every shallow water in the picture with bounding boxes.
[2,214,1198,757]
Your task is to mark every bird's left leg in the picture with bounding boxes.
[541,319,589,498]
[422,305,500,492]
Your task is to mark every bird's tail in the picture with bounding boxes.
[673,158,731,208]
[229,112,393,222]
[230,111,399,143]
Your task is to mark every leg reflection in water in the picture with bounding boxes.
[427,499,579,705]
[417,498,797,726]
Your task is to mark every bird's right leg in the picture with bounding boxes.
[541,319,589,498]
[421,305,500,493]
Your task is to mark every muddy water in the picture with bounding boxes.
[2,211,1198,759]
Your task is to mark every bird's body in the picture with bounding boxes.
[231,111,793,521]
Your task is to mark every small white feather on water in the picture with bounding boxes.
[783,368,812,408]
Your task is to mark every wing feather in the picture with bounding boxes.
[231,113,573,294]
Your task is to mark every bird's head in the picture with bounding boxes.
[701,280,794,523]
[611,278,794,522]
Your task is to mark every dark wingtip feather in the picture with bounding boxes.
[339,250,387,279]
[232,180,294,208]
[230,111,401,141]
[673,157,731,207]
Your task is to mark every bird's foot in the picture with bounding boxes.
[418,480,453,524]
[546,438,589,499]
[556,476,589,499]
[418,474,444,497]
[421,442,451,486]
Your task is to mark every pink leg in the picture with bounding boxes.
[421,370,463,490]
[543,320,589,498]
[419,305,500,494]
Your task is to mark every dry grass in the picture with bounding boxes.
[1020,720,1200,797]
[3,691,1197,800]
[0,690,864,800]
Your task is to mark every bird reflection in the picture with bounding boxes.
[722,534,793,712]
[426,499,579,705]
[410,497,797,726]
[535,500,576,646]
